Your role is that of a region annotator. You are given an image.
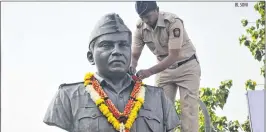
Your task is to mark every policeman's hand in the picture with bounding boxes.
[128,66,136,75]
[136,69,153,80]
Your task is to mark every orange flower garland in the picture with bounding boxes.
[84,72,146,132]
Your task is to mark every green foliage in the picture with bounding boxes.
[245,79,257,90]
[241,117,251,132]
[239,2,265,131]
[239,1,265,77]
[175,80,243,131]
[200,80,232,111]
[201,80,240,132]
[174,79,258,131]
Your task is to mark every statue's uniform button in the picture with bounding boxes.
[92,113,97,118]
[119,94,123,98]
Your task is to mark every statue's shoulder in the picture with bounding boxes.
[144,84,164,94]
[58,81,84,90]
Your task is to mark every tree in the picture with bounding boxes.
[175,1,265,131]
[239,1,265,77]
[175,80,242,132]
[238,1,265,131]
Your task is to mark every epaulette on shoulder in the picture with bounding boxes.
[162,12,183,23]
[136,19,143,29]
[59,81,84,89]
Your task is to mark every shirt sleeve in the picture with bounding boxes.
[168,18,184,50]
[132,28,145,50]
[43,87,73,131]
[161,90,181,131]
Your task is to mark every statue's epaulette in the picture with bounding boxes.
[145,84,163,90]
[58,81,84,89]
[136,19,143,29]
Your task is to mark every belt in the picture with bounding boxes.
[168,54,197,69]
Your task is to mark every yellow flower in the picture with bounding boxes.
[134,102,141,109]
[84,72,94,81]
[131,107,137,112]
[109,116,116,123]
[84,71,146,131]
[114,122,120,130]
[106,114,120,130]
[107,116,115,122]
[99,105,110,117]
[136,98,144,104]
[125,100,144,129]
[95,99,104,106]
[102,108,109,115]
[84,81,90,86]
[99,104,105,110]
[98,104,121,131]
[125,122,132,129]
[106,112,113,118]
[126,115,135,128]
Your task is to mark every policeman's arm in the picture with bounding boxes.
[131,28,145,68]
[149,19,183,74]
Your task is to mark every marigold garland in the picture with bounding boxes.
[84,72,146,132]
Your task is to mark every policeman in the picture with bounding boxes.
[43,13,180,132]
[131,1,201,132]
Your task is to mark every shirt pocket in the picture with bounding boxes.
[143,37,156,52]
[76,107,101,132]
[135,108,162,132]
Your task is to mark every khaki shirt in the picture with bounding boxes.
[133,11,197,63]
[43,73,180,132]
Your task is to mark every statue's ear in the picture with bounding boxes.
[87,51,95,65]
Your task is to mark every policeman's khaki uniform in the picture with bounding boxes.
[133,11,201,132]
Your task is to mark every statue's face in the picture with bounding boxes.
[89,32,131,75]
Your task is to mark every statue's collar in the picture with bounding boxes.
[93,73,105,84]
[93,72,134,93]
[94,73,133,84]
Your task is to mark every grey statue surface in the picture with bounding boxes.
[43,13,180,132]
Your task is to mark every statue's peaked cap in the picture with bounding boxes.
[88,13,131,50]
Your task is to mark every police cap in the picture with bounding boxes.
[135,1,157,16]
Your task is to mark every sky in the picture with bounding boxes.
[1,2,264,132]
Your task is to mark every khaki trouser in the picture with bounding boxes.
[155,59,201,132]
